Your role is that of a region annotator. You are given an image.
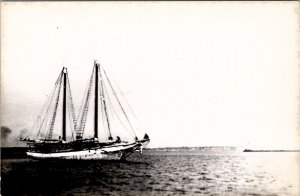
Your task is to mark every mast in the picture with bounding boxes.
[62,67,67,141]
[94,62,99,139]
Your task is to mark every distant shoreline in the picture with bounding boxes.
[144,146,238,151]
[243,149,300,152]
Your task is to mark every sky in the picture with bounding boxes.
[1,2,299,149]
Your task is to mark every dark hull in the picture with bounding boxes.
[25,139,150,160]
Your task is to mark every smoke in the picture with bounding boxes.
[1,126,12,139]
[1,126,28,147]
[1,126,12,147]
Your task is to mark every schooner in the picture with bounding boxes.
[19,61,150,160]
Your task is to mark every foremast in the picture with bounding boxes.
[47,67,71,141]
[62,68,67,141]
[20,67,77,142]
[94,62,99,139]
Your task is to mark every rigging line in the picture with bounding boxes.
[76,83,87,124]
[103,69,145,133]
[100,90,108,140]
[102,83,118,138]
[76,83,88,127]
[43,71,64,139]
[66,71,78,132]
[102,81,135,138]
[36,71,63,139]
[28,87,54,138]
[67,97,75,141]
[76,66,95,128]
[66,73,76,141]
[102,83,116,138]
[99,66,112,138]
[44,72,63,140]
[47,74,63,139]
[102,69,137,137]
[77,66,95,136]
[26,115,39,138]
[66,78,74,140]
[33,72,62,139]
[99,79,109,141]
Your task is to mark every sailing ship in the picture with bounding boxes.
[19,61,150,160]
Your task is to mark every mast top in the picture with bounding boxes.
[63,67,67,73]
[94,60,100,67]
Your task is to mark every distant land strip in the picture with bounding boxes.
[243,149,300,152]
[144,146,238,151]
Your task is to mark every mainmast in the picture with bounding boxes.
[62,67,67,141]
[94,62,99,139]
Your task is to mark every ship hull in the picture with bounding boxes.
[27,142,142,160]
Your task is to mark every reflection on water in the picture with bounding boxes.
[1,150,299,195]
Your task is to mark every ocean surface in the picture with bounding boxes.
[1,149,299,195]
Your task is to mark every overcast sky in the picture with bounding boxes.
[1,2,299,149]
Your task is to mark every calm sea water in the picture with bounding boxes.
[1,150,299,195]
